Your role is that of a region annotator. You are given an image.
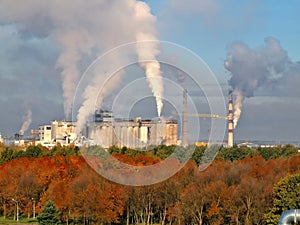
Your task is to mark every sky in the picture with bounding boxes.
[0,0,299,143]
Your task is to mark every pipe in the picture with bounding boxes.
[279,209,300,225]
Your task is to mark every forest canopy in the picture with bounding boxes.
[0,143,299,224]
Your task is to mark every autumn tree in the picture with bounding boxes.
[69,165,125,224]
[179,181,207,225]
[0,145,299,224]
[155,179,179,225]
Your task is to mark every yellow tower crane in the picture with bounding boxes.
[175,113,228,120]
[174,112,229,146]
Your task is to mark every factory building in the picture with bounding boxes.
[38,121,77,146]
[148,119,178,146]
[51,120,77,143]
[39,125,52,144]
[84,110,178,148]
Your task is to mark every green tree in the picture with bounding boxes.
[50,143,80,156]
[280,144,298,158]
[219,146,254,161]
[0,147,15,164]
[37,200,61,225]
[258,145,298,160]
[124,147,139,157]
[108,145,121,154]
[257,147,280,160]
[25,146,43,158]
[191,146,205,166]
[0,142,6,153]
[264,174,300,224]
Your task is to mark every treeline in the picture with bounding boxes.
[0,142,298,165]
[0,143,299,224]
[0,143,80,164]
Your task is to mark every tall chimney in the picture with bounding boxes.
[228,92,234,147]
[182,88,188,146]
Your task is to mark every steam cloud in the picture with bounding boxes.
[20,109,32,135]
[137,33,163,117]
[134,2,163,117]
[74,1,163,132]
[0,0,163,132]
[225,37,289,128]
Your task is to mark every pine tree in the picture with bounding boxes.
[37,200,60,225]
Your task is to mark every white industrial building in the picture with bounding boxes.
[38,121,77,147]
[39,125,52,144]
[22,110,178,149]
[84,110,178,148]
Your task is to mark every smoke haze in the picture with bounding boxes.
[136,33,163,117]
[0,0,162,131]
[135,2,164,117]
[225,37,289,127]
[19,109,32,135]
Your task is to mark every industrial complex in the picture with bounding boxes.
[9,110,179,148]
[84,110,178,148]
[1,91,237,148]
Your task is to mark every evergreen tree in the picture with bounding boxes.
[25,145,43,158]
[264,174,300,224]
[37,200,60,225]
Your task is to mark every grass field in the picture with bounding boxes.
[0,217,38,224]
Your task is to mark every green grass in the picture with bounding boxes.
[0,217,38,224]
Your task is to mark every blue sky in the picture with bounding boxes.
[0,0,299,143]
[148,0,300,62]
[144,0,300,142]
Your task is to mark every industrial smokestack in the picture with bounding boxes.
[182,88,188,146]
[228,92,234,147]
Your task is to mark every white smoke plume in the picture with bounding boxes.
[74,1,163,132]
[135,2,164,117]
[225,37,289,127]
[136,34,163,117]
[0,0,163,131]
[20,109,32,135]
[232,90,243,128]
[76,67,124,133]
[0,0,162,120]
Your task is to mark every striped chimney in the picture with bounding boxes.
[228,92,234,147]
